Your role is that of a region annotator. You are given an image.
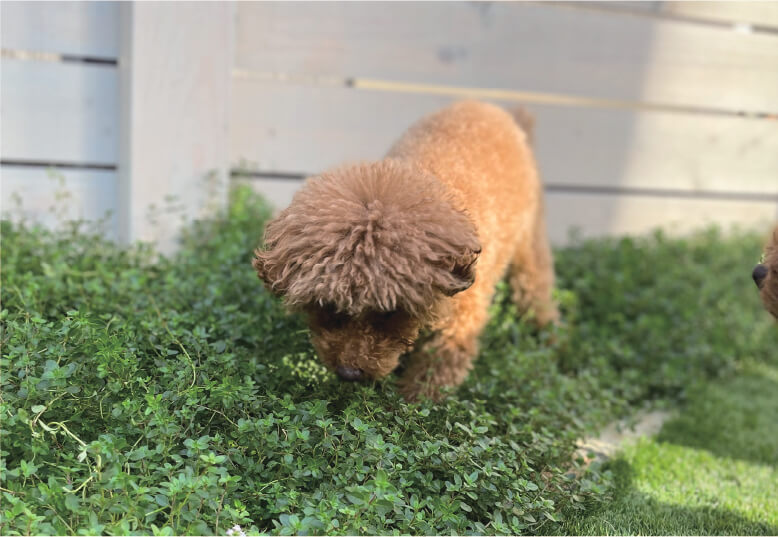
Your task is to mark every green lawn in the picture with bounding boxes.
[562,362,778,535]
[2,185,776,535]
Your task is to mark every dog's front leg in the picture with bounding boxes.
[397,293,491,401]
[398,333,477,401]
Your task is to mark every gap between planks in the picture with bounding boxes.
[0,48,117,65]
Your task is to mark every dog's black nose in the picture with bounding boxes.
[335,366,363,381]
[753,264,768,288]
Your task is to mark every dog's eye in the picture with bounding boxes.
[324,313,347,330]
[312,304,349,330]
[377,310,399,321]
[370,310,402,326]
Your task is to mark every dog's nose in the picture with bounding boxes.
[753,264,768,288]
[335,366,363,381]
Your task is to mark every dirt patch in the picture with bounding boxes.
[576,410,672,462]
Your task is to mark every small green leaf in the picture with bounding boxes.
[64,494,80,512]
[20,460,38,477]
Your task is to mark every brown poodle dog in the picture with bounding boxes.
[253,100,558,400]
[753,226,778,318]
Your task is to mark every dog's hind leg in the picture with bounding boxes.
[507,201,559,327]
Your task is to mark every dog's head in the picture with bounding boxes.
[253,160,480,380]
[753,227,778,319]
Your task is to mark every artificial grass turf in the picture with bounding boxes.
[558,363,778,536]
[2,185,777,535]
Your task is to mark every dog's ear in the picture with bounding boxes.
[252,249,267,281]
[423,203,481,297]
[440,246,481,296]
[252,248,284,297]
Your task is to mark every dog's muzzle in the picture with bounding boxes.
[753,264,768,289]
[335,366,364,381]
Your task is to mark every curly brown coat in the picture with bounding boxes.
[254,100,558,400]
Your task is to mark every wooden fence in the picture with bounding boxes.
[2,1,777,249]
[1,1,232,252]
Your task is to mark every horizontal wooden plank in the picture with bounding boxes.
[0,1,119,58]
[663,1,778,28]
[1,166,118,237]
[545,190,777,245]
[232,176,306,212]
[230,82,778,196]
[576,1,778,28]
[233,177,778,245]
[1,59,118,164]
[235,2,778,113]
[117,2,234,253]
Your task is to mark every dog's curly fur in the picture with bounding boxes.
[254,100,558,400]
[754,226,778,318]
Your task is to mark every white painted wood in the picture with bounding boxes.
[118,2,234,253]
[1,1,119,57]
[545,191,777,245]
[1,59,118,164]
[1,166,118,238]
[235,177,777,245]
[574,1,778,28]
[232,176,304,212]
[582,2,664,14]
[230,83,778,196]
[662,1,778,28]
[235,2,778,113]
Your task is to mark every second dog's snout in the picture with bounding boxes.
[335,366,363,381]
[753,264,768,288]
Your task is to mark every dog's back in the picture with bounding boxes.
[385,100,545,297]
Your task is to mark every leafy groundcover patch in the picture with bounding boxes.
[2,186,776,535]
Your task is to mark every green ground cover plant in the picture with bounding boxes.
[2,185,776,535]
[558,361,778,536]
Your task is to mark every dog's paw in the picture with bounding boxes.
[532,303,561,328]
[397,375,445,402]
[397,344,472,402]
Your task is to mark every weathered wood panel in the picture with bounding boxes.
[1,59,118,164]
[578,1,778,27]
[1,167,118,237]
[0,1,119,57]
[235,2,778,113]
[232,176,306,212]
[663,1,778,28]
[230,83,778,196]
[236,177,777,244]
[117,2,233,253]
[545,190,777,244]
